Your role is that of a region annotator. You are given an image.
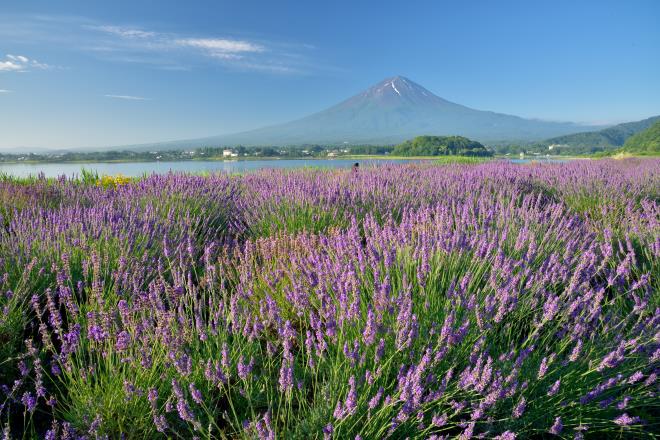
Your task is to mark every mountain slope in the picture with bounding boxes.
[129,76,591,149]
[621,120,660,154]
[540,115,660,150]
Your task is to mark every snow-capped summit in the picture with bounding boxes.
[341,75,465,110]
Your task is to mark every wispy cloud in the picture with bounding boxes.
[0,89,11,93]
[0,15,316,74]
[86,26,312,73]
[0,54,51,72]
[88,25,156,39]
[105,94,151,101]
[175,38,264,54]
[232,61,302,74]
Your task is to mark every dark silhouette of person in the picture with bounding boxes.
[352,162,359,173]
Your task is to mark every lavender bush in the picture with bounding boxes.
[0,159,658,439]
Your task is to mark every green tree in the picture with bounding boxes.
[392,135,492,157]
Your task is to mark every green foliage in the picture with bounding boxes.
[0,145,398,163]
[622,120,660,155]
[489,115,660,156]
[392,135,492,157]
[80,168,100,185]
[346,145,394,155]
[432,156,491,164]
[535,115,660,154]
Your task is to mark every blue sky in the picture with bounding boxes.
[1,0,659,149]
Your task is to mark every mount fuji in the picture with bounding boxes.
[133,76,593,148]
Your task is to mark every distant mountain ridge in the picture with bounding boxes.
[127,76,593,150]
[540,115,660,150]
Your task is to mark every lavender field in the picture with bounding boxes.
[0,159,658,439]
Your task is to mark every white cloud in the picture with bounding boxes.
[7,54,29,63]
[172,38,312,74]
[104,94,151,101]
[207,53,244,61]
[0,54,51,72]
[85,25,284,72]
[0,89,11,93]
[175,38,264,54]
[0,60,22,72]
[231,61,301,74]
[88,25,156,39]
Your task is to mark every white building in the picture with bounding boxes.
[223,149,238,157]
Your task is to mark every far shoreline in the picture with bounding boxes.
[0,154,609,166]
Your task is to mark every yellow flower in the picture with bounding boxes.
[97,174,131,188]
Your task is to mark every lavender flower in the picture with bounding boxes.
[547,379,561,396]
[368,387,384,411]
[613,413,641,427]
[153,414,169,432]
[617,396,631,410]
[115,331,131,351]
[512,397,526,419]
[323,423,333,440]
[147,388,158,407]
[278,360,294,393]
[628,371,644,384]
[538,356,549,379]
[362,307,377,346]
[432,413,448,427]
[549,417,563,435]
[21,392,37,413]
[189,383,203,405]
[343,376,357,416]
[237,356,255,380]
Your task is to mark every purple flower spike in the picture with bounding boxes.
[549,417,563,435]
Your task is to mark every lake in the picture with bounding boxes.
[0,157,568,178]
[0,159,422,178]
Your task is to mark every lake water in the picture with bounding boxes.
[0,157,567,178]
[0,159,421,178]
